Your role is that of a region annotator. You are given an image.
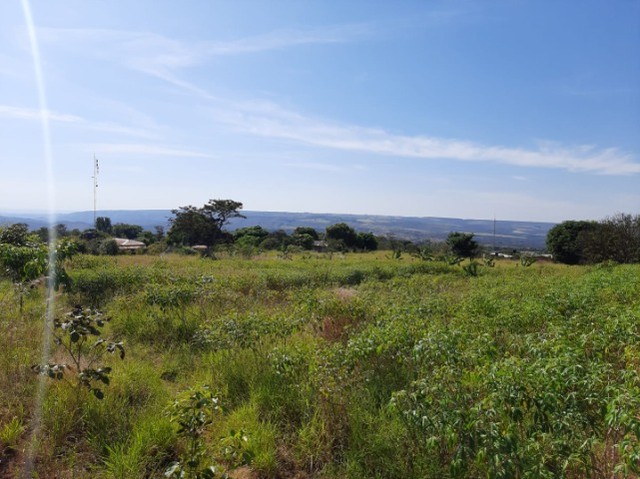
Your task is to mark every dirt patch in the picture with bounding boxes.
[228,466,258,479]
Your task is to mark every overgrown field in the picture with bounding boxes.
[1,253,639,478]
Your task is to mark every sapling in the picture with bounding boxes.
[165,385,225,479]
[32,306,125,400]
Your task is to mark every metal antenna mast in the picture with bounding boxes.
[493,216,496,253]
[92,154,99,228]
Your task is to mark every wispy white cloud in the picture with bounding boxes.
[202,25,370,55]
[0,104,81,122]
[213,100,640,176]
[38,24,369,79]
[35,27,639,176]
[0,104,158,138]
[282,161,346,173]
[85,143,213,158]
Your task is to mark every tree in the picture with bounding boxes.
[293,227,319,240]
[260,230,292,250]
[0,223,30,246]
[112,223,143,240]
[600,213,640,263]
[34,224,69,243]
[167,199,245,247]
[98,239,119,256]
[446,232,479,258]
[356,232,378,251]
[96,217,112,234]
[292,227,318,250]
[326,223,358,251]
[546,221,598,265]
[233,226,269,243]
[572,213,640,264]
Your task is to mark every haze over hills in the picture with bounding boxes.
[0,210,555,250]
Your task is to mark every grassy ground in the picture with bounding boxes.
[1,252,638,478]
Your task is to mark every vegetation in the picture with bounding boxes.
[168,199,246,247]
[446,231,479,258]
[547,214,640,265]
[0,236,638,477]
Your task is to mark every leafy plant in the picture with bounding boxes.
[462,260,479,277]
[219,428,253,469]
[0,417,25,451]
[386,248,403,260]
[519,255,537,267]
[165,385,225,478]
[482,254,495,267]
[411,246,434,261]
[443,254,464,266]
[32,306,125,400]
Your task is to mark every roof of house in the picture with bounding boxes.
[114,238,146,249]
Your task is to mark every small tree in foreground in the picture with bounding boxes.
[33,306,125,400]
[165,385,224,478]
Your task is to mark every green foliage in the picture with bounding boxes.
[0,417,25,451]
[32,306,125,400]
[387,248,403,260]
[546,220,598,264]
[0,241,47,283]
[99,238,120,256]
[579,213,640,264]
[291,232,315,250]
[326,223,358,251]
[0,237,77,311]
[519,254,537,267]
[482,253,495,267]
[233,226,268,243]
[0,223,30,246]
[412,245,434,261]
[112,223,143,240]
[293,226,319,240]
[96,216,113,234]
[3,251,639,477]
[356,232,378,251]
[168,199,245,247]
[462,259,479,276]
[446,231,479,258]
[165,385,224,478]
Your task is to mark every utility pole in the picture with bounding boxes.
[493,216,496,253]
[92,154,99,228]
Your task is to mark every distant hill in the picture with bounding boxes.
[0,210,555,250]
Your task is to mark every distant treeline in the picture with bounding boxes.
[2,198,638,265]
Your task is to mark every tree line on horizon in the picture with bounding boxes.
[1,199,638,265]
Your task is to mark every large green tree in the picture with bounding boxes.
[326,223,358,251]
[167,199,245,246]
[546,220,598,265]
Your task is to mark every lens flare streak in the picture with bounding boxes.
[20,0,58,475]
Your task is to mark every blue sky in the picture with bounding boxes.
[0,0,638,222]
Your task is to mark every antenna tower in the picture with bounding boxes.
[493,216,496,253]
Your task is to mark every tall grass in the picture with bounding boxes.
[1,253,638,477]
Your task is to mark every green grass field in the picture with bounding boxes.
[1,253,639,478]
